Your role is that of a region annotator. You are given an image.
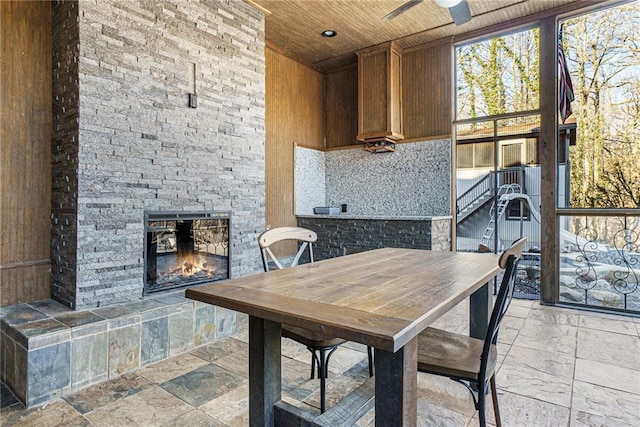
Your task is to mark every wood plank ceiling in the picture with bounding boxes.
[248,0,585,71]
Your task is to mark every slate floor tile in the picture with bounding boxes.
[189,337,247,362]
[578,312,639,335]
[0,399,89,427]
[476,390,571,427]
[571,380,640,426]
[212,347,249,378]
[160,408,227,427]
[198,383,249,426]
[160,363,247,407]
[577,327,640,368]
[514,318,578,356]
[528,305,580,326]
[302,373,362,411]
[137,352,209,384]
[63,372,152,414]
[2,301,639,426]
[416,372,477,418]
[84,385,193,427]
[574,358,640,395]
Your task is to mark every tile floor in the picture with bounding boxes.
[1,299,639,426]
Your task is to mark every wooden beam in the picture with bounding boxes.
[249,316,282,426]
[374,338,417,427]
[274,377,375,426]
[539,16,559,304]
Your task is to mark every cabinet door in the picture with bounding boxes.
[357,42,403,141]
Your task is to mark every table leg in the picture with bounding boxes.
[249,316,281,427]
[469,281,492,340]
[374,337,417,427]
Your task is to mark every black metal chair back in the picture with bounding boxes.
[478,236,527,406]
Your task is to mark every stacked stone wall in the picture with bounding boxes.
[52,0,81,307]
[297,217,452,260]
[51,0,266,309]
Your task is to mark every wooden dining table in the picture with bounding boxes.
[186,248,501,426]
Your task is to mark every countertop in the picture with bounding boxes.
[296,214,452,220]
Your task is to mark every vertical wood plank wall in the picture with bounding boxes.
[324,42,453,147]
[1,1,53,305]
[265,47,324,237]
[402,42,452,140]
[324,64,358,148]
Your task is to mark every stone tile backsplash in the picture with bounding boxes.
[295,139,452,218]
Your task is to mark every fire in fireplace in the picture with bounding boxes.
[144,211,230,294]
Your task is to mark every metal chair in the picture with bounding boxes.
[258,226,346,413]
[416,236,527,427]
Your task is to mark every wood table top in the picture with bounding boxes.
[186,248,500,352]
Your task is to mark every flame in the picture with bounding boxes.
[174,254,215,278]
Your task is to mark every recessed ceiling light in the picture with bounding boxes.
[321,30,337,38]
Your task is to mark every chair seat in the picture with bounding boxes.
[417,327,497,381]
[282,325,347,348]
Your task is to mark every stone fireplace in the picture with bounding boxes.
[144,211,230,294]
[0,0,267,408]
[49,0,267,310]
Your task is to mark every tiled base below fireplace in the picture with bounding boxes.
[0,289,236,407]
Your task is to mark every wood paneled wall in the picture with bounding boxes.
[403,42,453,140]
[1,1,53,305]
[265,47,324,234]
[323,40,453,148]
[324,64,358,148]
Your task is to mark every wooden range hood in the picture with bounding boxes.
[357,41,403,153]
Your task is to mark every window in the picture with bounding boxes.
[506,200,530,220]
[501,143,522,167]
[456,28,539,120]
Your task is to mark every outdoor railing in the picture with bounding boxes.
[514,252,541,299]
[558,210,639,314]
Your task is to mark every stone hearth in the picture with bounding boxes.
[1,289,235,407]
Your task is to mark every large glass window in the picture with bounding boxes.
[455,28,542,301]
[456,28,539,119]
[559,3,640,210]
[557,2,640,314]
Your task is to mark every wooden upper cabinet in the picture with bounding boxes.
[357,41,403,143]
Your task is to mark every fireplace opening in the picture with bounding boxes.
[144,211,230,294]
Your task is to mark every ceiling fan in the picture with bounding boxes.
[382,0,472,26]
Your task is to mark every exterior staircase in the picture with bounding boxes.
[457,167,527,252]
[457,174,493,224]
[456,167,525,225]
[457,192,493,224]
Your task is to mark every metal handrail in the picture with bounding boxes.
[457,167,526,216]
[457,173,493,214]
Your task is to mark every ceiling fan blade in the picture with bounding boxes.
[449,0,471,25]
[382,0,424,21]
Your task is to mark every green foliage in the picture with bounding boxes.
[564,3,640,209]
[456,2,639,209]
[456,28,539,119]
